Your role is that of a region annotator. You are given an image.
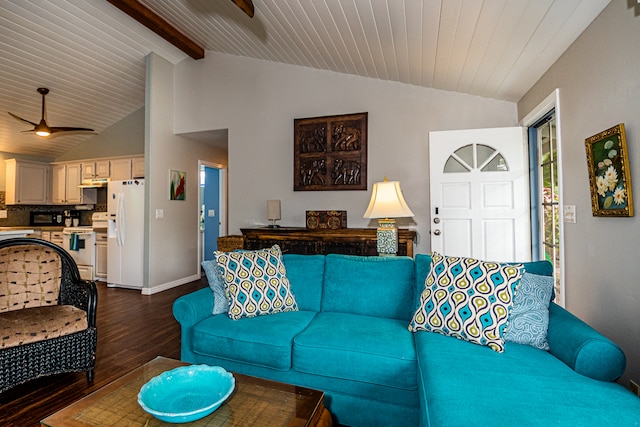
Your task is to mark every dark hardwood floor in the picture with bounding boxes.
[0,279,207,426]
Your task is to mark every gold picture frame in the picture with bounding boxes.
[585,123,633,217]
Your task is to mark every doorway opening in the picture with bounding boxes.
[198,161,227,265]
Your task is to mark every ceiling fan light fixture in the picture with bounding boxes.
[34,120,51,137]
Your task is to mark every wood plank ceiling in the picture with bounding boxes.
[0,0,610,158]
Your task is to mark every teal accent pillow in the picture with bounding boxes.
[214,245,298,320]
[409,252,524,353]
[201,260,229,315]
[504,272,554,350]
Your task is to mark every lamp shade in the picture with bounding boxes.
[363,179,414,219]
[267,200,281,221]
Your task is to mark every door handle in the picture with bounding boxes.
[433,229,441,236]
[433,217,440,224]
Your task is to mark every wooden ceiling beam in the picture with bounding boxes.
[106,0,204,60]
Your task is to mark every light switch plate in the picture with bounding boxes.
[563,205,576,223]
[155,209,164,219]
[208,209,215,217]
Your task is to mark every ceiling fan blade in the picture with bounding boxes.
[8,112,37,127]
[230,0,254,17]
[49,127,95,134]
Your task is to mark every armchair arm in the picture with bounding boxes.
[60,279,98,328]
[547,302,625,381]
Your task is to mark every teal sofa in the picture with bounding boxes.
[173,253,640,426]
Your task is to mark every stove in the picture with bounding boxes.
[62,225,96,280]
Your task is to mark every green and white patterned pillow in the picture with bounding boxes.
[409,252,524,353]
[214,245,298,320]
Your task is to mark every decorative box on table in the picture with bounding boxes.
[306,210,347,229]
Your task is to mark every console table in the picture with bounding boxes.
[241,227,416,257]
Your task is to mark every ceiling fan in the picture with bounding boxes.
[230,0,254,18]
[8,87,94,138]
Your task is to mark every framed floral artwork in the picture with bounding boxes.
[585,123,633,217]
[170,169,186,200]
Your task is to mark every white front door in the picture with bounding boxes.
[429,127,531,262]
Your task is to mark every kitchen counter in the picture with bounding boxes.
[0,229,35,240]
[0,226,65,231]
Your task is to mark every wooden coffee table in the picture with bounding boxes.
[41,356,332,427]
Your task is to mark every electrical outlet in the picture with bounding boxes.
[155,209,164,219]
[0,210,7,219]
[631,380,640,397]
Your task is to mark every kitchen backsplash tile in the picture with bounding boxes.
[0,190,107,227]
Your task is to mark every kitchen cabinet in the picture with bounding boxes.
[50,231,64,247]
[110,158,132,180]
[82,160,110,179]
[132,156,145,178]
[4,159,50,205]
[95,232,107,279]
[52,163,81,204]
[52,163,96,205]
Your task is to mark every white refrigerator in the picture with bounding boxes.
[107,179,144,289]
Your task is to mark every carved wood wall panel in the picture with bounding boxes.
[294,112,367,191]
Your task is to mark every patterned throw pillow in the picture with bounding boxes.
[504,272,554,350]
[214,245,298,320]
[409,252,524,353]
[201,260,229,315]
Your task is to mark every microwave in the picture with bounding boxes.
[30,212,64,226]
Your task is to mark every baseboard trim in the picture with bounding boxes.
[142,274,201,295]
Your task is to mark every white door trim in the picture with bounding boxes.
[197,160,227,269]
[520,88,565,307]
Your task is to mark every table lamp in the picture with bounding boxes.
[363,177,414,256]
[267,199,281,228]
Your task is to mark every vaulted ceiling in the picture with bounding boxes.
[0,0,610,158]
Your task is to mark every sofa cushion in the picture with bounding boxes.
[415,331,640,426]
[282,254,325,312]
[215,245,298,320]
[504,272,554,350]
[201,260,229,315]
[409,252,523,353]
[0,305,88,349]
[321,254,415,321]
[192,310,317,371]
[293,312,417,391]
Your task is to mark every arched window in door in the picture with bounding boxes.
[443,143,509,173]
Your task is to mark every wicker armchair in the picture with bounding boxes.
[0,238,97,393]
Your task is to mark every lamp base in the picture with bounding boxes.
[376,218,398,256]
[268,219,281,228]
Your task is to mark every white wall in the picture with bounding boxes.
[518,0,640,386]
[174,52,518,254]
[55,107,145,161]
[145,53,227,293]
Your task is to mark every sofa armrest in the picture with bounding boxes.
[173,288,214,327]
[547,302,625,381]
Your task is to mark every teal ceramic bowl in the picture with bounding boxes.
[138,365,235,423]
